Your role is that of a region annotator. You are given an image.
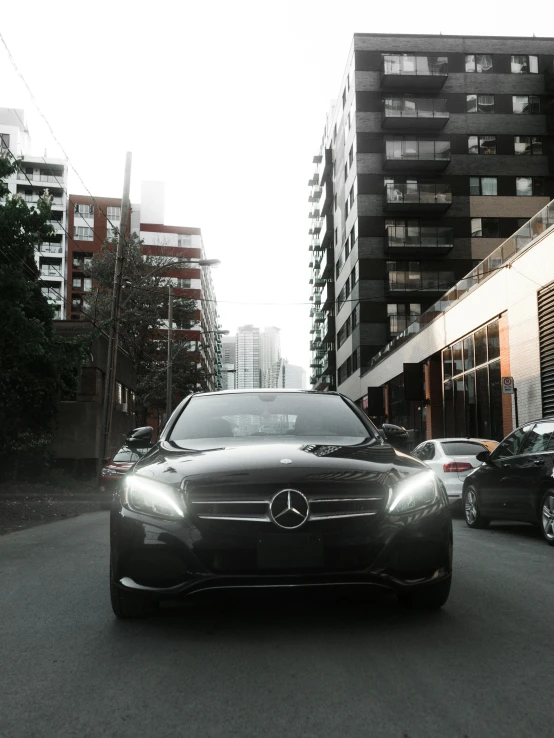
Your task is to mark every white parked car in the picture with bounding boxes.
[411,438,499,504]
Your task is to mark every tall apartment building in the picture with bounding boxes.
[221,335,237,389]
[0,108,68,320]
[260,326,281,387]
[67,195,127,319]
[236,324,261,389]
[308,34,554,400]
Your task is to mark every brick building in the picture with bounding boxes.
[308,34,554,396]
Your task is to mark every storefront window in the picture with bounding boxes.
[474,326,488,366]
[442,319,503,440]
[464,335,474,371]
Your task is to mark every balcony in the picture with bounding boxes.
[40,266,62,277]
[41,287,62,301]
[386,269,455,296]
[320,179,333,217]
[40,242,63,254]
[319,212,333,248]
[320,350,335,378]
[382,97,449,130]
[383,139,450,172]
[385,225,454,255]
[48,220,65,234]
[381,55,448,91]
[320,248,333,279]
[383,183,452,213]
[320,147,333,185]
[321,281,335,310]
[322,314,335,341]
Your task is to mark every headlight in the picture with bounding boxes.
[387,470,439,515]
[123,476,186,520]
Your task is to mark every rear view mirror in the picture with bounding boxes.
[126,426,154,447]
[476,450,490,462]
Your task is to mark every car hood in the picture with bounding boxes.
[131,437,425,488]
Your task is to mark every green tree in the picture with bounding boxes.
[0,156,85,477]
[84,235,205,424]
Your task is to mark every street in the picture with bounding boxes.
[0,513,552,738]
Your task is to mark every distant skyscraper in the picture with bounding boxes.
[260,326,281,387]
[237,325,261,389]
[276,359,307,389]
[222,335,237,389]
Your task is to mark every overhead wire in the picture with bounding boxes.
[0,34,123,234]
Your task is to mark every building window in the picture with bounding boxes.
[333,194,337,212]
[514,136,542,155]
[83,278,92,292]
[177,234,192,247]
[468,135,496,154]
[471,218,500,237]
[344,163,348,182]
[74,226,93,241]
[107,206,121,219]
[470,176,497,196]
[75,203,93,217]
[516,177,544,196]
[387,303,421,337]
[466,94,495,113]
[342,88,346,109]
[465,54,493,73]
[73,277,82,289]
[349,145,354,168]
[72,299,82,313]
[511,55,538,74]
[443,319,503,439]
[0,133,9,150]
[513,95,541,114]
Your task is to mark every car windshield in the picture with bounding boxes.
[112,449,141,462]
[169,393,375,441]
[441,441,487,456]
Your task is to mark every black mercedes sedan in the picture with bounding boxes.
[110,390,453,617]
[462,417,554,545]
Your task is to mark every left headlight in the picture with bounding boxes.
[387,470,439,515]
[123,475,186,520]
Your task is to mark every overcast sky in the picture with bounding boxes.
[1,0,549,374]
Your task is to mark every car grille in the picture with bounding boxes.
[187,482,387,523]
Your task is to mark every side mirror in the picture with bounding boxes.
[126,426,154,447]
[381,423,410,450]
[476,450,490,463]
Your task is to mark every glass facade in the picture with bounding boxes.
[442,319,503,440]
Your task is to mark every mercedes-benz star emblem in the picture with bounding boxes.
[269,489,309,529]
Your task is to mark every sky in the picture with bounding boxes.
[1,0,550,375]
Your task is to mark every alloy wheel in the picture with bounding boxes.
[542,495,554,542]
[465,490,477,525]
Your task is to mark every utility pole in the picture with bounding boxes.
[166,283,174,422]
[97,152,132,481]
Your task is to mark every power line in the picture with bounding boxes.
[0,35,122,234]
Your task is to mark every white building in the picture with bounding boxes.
[222,335,237,389]
[275,359,307,389]
[260,326,281,387]
[0,108,68,320]
[236,324,261,389]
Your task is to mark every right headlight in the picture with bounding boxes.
[387,470,439,515]
[123,475,186,520]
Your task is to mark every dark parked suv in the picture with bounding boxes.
[462,418,554,545]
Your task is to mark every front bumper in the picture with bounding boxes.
[110,502,452,600]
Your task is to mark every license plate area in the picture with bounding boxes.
[256,534,323,570]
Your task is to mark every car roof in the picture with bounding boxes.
[191,388,341,397]
[428,438,496,443]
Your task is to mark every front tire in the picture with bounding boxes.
[463,487,490,529]
[398,577,451,610]
[540,490,554,547]
[110,581,157,619]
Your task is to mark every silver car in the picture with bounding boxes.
[411,438,498,504]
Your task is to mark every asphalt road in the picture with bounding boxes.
[1,512,552,738]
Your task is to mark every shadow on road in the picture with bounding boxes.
[484,521,543,542]
[110,587,455,640]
